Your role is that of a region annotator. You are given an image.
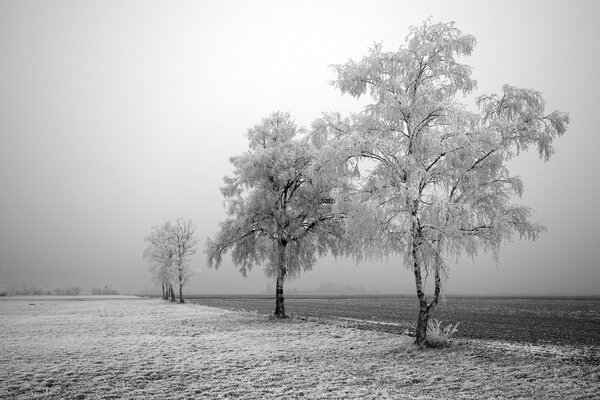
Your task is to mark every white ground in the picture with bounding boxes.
[0,297,598,399]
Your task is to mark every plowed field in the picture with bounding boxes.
[187,295,600,346]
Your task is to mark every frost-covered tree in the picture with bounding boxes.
[315,19,569,345]
[144,222,175,301]
[169,218,199,303]
[144,219,198,303]
[206,112,345,318]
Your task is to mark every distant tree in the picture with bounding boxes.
[169,218,199,303]
[144,222,174,301]
[91,286,120,295]
[206,112,345,318]
[144,219,198,303]
[317,20,569,345]
[144,222,177,301]
[53,286,81,295]
[14,283,50,295]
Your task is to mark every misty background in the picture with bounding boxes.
[1,0,598,296]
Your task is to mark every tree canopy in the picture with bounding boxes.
[313,19,569,344]
[204,19,568,344]
[206,111,345,317]
[144,218,198,303]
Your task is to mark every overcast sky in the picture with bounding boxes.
[1,0,598,296]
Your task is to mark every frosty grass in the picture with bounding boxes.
[1,297,598,399]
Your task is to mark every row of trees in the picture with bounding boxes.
[91,286,120,295]
[0,284,82,296]
[206,19,569,346]
[143,218,199,303]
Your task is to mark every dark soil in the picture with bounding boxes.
[186,295,600,347]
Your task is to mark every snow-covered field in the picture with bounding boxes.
[1,297,598,399]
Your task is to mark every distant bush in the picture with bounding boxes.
[8,284,83,296]
[92,286,120,295]
[426,318,460,348]
[53,286,81,296]
[14,284,52,296]
[0,283,6,296]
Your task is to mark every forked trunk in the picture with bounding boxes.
[411,219,443,346]
[274,240,287,318]
[413,252,443,346]
[412,222,428,345]
[415,305,430,346]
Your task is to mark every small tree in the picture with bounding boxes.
[206,112,345,318]
[144,219,198,303]
[319,20,569,345]
[169,218,199,303]
[144,222,175,301]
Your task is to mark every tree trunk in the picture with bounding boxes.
[178,265,185,303]
[170,284,176,302]
[178,283,184,304]
[412,217,429,346]
[274,241,287,318]
[274,271,286,318]
[413,256,443,346]
[161,283,166,300]
[414,289,430,345]
[415,304,430,346]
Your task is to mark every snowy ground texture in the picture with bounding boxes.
[1,298,598,400]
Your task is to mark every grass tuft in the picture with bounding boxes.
[426,318,460,348]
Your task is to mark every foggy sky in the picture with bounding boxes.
[1,0,598,296]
